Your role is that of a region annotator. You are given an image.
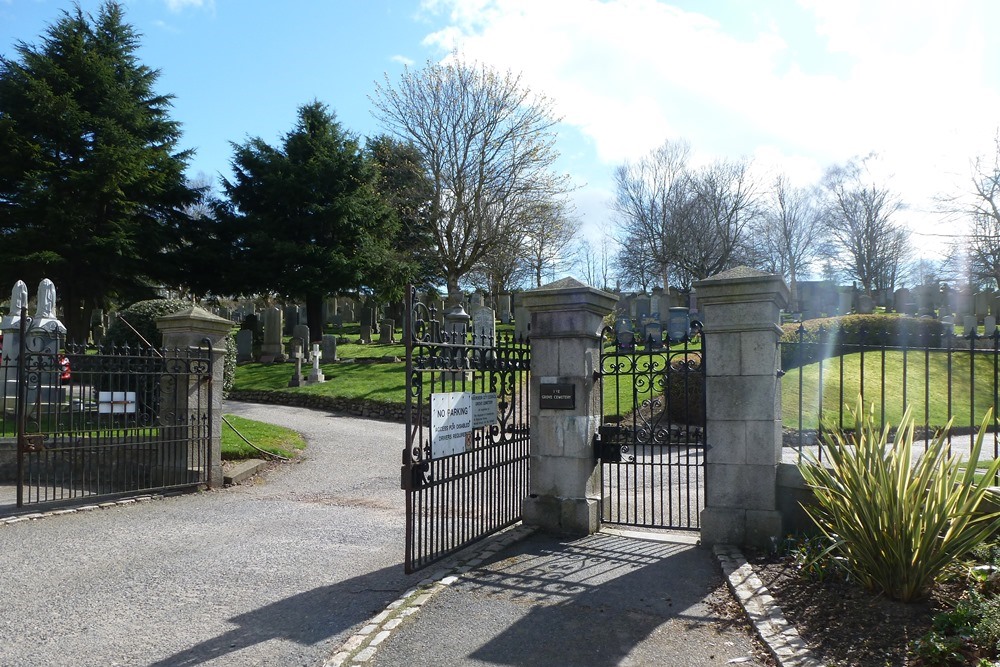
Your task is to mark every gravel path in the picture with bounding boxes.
[0,401,411,667]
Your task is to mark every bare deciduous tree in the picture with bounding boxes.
[757,174,825,307]
[956,134,1000,289]
[521,199,579,288]
[372,57,568,301]
[822,156,909,295]
[612,139,691,290]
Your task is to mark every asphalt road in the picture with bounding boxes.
[0,401,412,667]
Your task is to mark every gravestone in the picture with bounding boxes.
[306,343,325,384]
[331,314,343,329]
[236,329,253,362]
[341,303,355,323]
[857,293,874,314]
[917,284,936,316]
[469,293,485,311]
[893,288,911,313]
[615,316,635,352]
[378,319,395,344]
[964,315,978,336]
[643,321,663,350]
[321,334,338,362]
[260,307,284,362]
[976,291,993,319]
[283,305,299,336]
[242,313,259,337]
[498,294,512,324]
[986,316,997,338]
[1,280,28,366]
[837,290,853,315]
[472,307,496,343]
[667,307,690,343]
[513,306,529,339]
[292,324,311,350]
[634,296,651,319]
[650,287,662,317]
[287,340,305,387]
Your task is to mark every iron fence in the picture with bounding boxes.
[2,337,213,509]
[781,323,1000,463]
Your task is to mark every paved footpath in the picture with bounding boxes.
[0,402,413,667]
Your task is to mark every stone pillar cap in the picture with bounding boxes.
[156,305,233,334]
[521,277,618,315]
[693,266,789,307]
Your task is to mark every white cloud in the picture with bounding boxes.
[416,0,1000,247]
[391,54,415,67]
[164,0,215,14]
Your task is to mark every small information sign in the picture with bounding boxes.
[471,392,498,428]
[98,391,136,414]
[539,383,575,410]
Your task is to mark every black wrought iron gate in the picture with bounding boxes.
[402,288,530,573]
[596,328,706,530]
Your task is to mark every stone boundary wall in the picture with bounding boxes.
[227,390,410,423]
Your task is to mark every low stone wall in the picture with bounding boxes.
[227,390,408,423]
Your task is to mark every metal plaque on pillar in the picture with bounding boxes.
[539,383,575,409]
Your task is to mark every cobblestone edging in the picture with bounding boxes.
[714,544,825,667]
[227,390,408,423]
[0,492,183,526]
[322,524,539,667]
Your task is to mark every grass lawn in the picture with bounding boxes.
[234,360,408,403]
[782,349,1000,430]
[221,414,306,460]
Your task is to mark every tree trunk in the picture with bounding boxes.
[305,293,324,343]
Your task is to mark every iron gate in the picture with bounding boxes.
[596,328,706,529]
[402,288,530,573]
[4,313,213,511]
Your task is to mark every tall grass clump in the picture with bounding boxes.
[798,398,1000,602]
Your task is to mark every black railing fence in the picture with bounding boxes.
[2,336,213,510]
[781,323,1000,463]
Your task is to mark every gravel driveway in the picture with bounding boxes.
[0,401,412,667]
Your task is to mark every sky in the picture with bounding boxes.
[3,0,1000,267]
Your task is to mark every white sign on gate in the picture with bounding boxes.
[431,391,474,458]
[471,392,497,428]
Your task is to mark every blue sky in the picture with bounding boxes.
[3,0,1000,263]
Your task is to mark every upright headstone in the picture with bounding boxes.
[283,305,298,335]
[498,294,512,324]
[514,306,530,339]
[469,293,486,311]
[964,315,979,336]
[986,316,998,338]
[1,280,28,366]
[260,306,284,362]
[472,307,496,343]
[634,295,651,319]
[378,319,395,344]
[321,334,338,362]
[292,324,311,349]
[236,329,253,362]
[837,290,853,315]
[857,293,875,314]
[893,288,911,314]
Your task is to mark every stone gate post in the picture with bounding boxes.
[157,305,232,489]
[694,267,789,548]
[521,278,618,535]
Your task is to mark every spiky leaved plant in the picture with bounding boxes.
[798,399,1000,602]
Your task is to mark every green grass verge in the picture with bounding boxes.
[221,414,306,460]
[234,361,407,403]
[783,349,1000,430]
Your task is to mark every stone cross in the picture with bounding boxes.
[307,343,325,384]
[287,340,305,387]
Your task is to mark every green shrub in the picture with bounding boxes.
[106,298,236,397]
[798,398,1000,602]
[780,314,948,371]
[106,298,192,349]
